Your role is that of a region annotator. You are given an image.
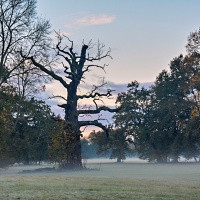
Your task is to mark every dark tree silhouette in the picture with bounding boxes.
[21,33,119,168]
[0,0,51,85]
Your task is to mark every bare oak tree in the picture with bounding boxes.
[22,33,119,168]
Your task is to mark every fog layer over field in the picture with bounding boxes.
[1,159,200,200]
[1,158,199,181]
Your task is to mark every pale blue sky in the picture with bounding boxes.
[36,0,200,134]
[37,0,200,84]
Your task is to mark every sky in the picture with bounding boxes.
[37,0,200,82]
[36,0,200,133]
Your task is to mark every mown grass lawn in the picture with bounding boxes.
[0,161,200,199]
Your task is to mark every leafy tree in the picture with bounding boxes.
[48,120,78,167]
[0,85,56,166]
[49,118,98,166]
[185,28,200,121]
[11,98,55,164]
[151,57,192,162]
[115,54,199,163]
[21,35,119,168]
[114,81,165,163]
[0,86,16,167]
[175,29,200,160]
[0,0,54,167]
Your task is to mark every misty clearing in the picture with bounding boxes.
[1,160,200,200]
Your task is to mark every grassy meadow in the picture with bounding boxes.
[0,159,200,199]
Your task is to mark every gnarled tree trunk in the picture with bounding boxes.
[22,35,119,169]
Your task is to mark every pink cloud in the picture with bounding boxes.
[74,14,115,26]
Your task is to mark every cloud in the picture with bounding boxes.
[78,81,153,103]
[69,14,115,27]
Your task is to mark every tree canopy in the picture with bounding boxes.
[114,53,200,163]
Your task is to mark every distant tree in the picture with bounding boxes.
[81,138,90,159]
[89,130,110,157]
[81,138,98,159]
[21,34,119,169]
[89,128,135,163]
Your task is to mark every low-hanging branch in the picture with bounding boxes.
[78,120,110,137]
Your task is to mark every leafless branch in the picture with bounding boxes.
[78,106,120,115]
[82,64,107,74]
[20,53,69,89]
[78,120,111,137]
[48,95,67,102]
[78,88,114,100]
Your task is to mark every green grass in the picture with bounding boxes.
[0,161,200,199]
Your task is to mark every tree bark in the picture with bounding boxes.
[62,81,83,168]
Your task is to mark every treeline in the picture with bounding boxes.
[89,35,199,163]
[0,90,58,166]
[0,91,106,167]
[114,53,199,163]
